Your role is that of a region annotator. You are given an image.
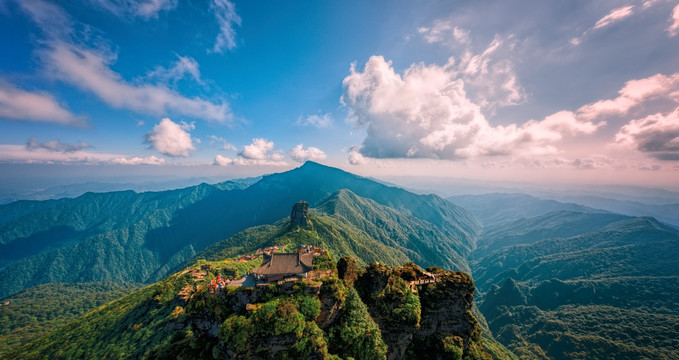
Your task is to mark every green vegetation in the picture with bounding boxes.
[9,252,504,360]
[1,161,479,300]
[0,282,142,358]
[473,212,679,359]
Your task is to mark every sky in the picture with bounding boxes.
[1,0,679,189]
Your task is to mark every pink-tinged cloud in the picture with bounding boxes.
[214,138,287,166]
[289,144,326,163]
[593,6,634,30]
[668,4,679,37]
[145,118,196,157]
[0,80,84,126]
[89,0,178,19]
[341,56,602,161]
[42,42,230,122]
[615,106,679,160]
[0,144,165,165]
[577,73,679,120]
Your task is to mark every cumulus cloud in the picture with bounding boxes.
[213,138,287,166]
[26,137,92,153]
[341,56,602,162]
[295,113,333,128]
[239,138,274,160]
[615,106,679,160]
[593,6,635,30]
[668,4,679,37]
[144,118,195,157]
[347,145,366,165]
[89,0,177,19]
[415,21,524,111]
[0,80,83,126]
[577,73,679,120]
[210,0,241,53]
[289,144,326,163]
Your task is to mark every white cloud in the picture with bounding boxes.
[213,154,233,166]
[295,113,333,128]
[615,106,679,160]
[572,5,636,45]
[213,138,287,166]
[417,20,470,46]
[347,145,366,165]
[144,118,195,157]
[110,155,165,165]
[0,80,83,126]
[593,6,635,30]
[456,36,525,110]
[289,144,326,163]
[577,73,679,120]
[147,55,203,85]
[41,42,230,122]
[239,138,274,160]
[210,0,241,53]
[18,0,230,122]
[416,21,524,112]
[0,144,165,165]
[89,0,177,19]
[26,137,92,153]
[207,135,236,151]
[668,4,679,37]
[342,56,602,161]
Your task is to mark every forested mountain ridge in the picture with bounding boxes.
[0,162,480,299]
[471,211,679,359]
[8,203,509,360]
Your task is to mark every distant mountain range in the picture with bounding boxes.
[0,161,479,299]
[2,162,679,359]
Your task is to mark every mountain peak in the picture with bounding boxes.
[290,200,310,227]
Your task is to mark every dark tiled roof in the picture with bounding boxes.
[252,253,315,276]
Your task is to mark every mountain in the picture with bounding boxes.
[8,206,510,360]
[545,194,679,228]
[0,281,142,358]
[0,161,480,299]
[448,193,605,226]
[472,214,679,359]
[201,189,472,274]
[473,211,631,259]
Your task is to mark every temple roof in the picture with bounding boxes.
[252,252,315,276]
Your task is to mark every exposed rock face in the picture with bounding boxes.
[290,200,310,227]
[355,263,490,360]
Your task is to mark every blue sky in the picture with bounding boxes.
[1,0,679,188]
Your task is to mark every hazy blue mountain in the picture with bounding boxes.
[473,211,631,259]
[448,193,604,226]
[545,195,679,228]
[0,162,479,298]
[473,215,679,359]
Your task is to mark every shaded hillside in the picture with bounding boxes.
[201,189,471,272]
[0,282,142,358]
[0,162,480,298]
[448,193,604,226]
[473,215,679,359]
[473,211,631,259]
